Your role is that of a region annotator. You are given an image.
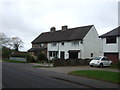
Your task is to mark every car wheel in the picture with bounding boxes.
[109,63,112,67]
[99,63,103,68]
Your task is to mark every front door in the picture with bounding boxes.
[69,52,78,59]
[60,51,65,59]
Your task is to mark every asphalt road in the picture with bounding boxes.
[2,62,89,88]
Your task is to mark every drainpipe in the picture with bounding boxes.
[57,42,59,58]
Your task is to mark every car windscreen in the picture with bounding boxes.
[93,57,101,60]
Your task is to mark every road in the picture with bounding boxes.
[2,62,90,88]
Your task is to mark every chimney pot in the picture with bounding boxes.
[50,27,56,32]
[62,25,68,31]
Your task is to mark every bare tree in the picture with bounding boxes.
[10,37,23,51]
[0,33,10,48]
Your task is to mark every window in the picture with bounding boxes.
[102,57,108,61]
[61,42,64,45]
[49,52,52,57]
[49,51,58,58]
[71,41,79,46]
[51,43,57,46]
[93,57,101,60]
[91,53,93,57]
[106,37,116,44]
[53,52,58,57]
[40,43,45,47]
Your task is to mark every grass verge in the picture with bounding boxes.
[68,70,120,84]
[33,65,53,68]
[2,59,26,63]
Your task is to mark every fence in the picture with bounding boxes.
[10,57,26,62]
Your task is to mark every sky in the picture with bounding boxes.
[0,0,119,51]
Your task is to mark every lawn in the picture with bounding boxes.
[2,59,26,63]
[68,70,120,84]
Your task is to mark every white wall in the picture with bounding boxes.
[82,26,102,59]
[102,37,118,52]
[47,41,83,59]
[47,26,102,60]
[118,36,120,59]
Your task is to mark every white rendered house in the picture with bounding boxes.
[99,26,120,62]
[28,25,102,60]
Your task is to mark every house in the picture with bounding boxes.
[99,26,120,62]
[28,25,102,60]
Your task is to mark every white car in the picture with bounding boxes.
[89,56,112,67]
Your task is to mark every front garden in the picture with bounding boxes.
[68,70,120,84]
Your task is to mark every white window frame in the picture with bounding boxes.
[51,42,57,46]
[71,41,79,46]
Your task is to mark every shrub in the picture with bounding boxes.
[2,46,12,59]
[53,58,91,67]
[46,60,53,63]
[36,52,48,63]
[10,51,27,58]
[26,53,36,63]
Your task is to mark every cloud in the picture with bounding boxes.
[0,0,118,51]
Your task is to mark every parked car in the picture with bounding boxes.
[89,56,112,67]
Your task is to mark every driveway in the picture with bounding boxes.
[30,63,119,74]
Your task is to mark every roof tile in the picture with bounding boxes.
[32,25,93,43]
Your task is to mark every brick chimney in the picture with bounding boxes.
[50,27,56,32]
[62,25,68,31]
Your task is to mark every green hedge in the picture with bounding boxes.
[26,53,36,63]
[10,52,36,63]
[36,52,48,63]
[10,52,27,58]
[2,47,12,59]
[53,58,91,67]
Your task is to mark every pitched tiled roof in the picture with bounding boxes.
[28,47,46,52]
[32,25,93,44]
[99,26,120,38]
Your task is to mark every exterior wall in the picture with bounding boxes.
[47,26,102,60]
[10,57,26,62]
[102,37,118,52]
[118,36,120,60]
[82,26,102,59]
[47,41,83,59]
[32,43,47,48]
[32,44,40,48]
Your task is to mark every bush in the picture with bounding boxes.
[26,53,36,63]
[53,58,91,67]
[46,60,53,63]
[10,51,27,58]
[2,46,12,59]
[36,52,48,63]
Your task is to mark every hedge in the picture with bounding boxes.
[10,52,27,58]
[53,58,91,67]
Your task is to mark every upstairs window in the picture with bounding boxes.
[91,53,93,57]
[61,42,64,45]
[106,37,116,44]
[40,43,45,47]
[51,43,57,46]
[71,41,79,46]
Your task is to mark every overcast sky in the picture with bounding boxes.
[0,0,119,51]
